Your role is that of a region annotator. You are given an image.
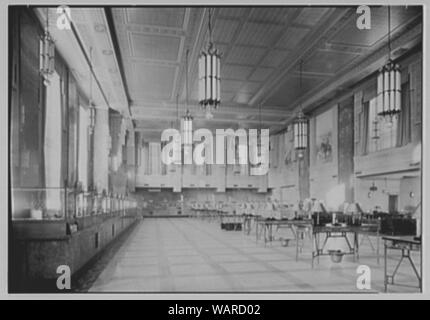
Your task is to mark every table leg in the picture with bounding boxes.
[376,235,380,265]
[269,225,273,246]
[406,253,421,288]
[355,232,359,261]
[312,233,315,268]
[384,242,388,292]
[264,224,267,246]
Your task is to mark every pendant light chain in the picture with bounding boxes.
[299,60,303,112]
[89,47,93,105]
[186,48,189,110]
[46,7,49,31]
[208,8,213,47]
[388,6,391,60]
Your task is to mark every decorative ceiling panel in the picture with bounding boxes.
[293,7,330,26]
[265,76,324,106]
[106,6,422,137]
[130,33,181,61]
[276,26,310,49]
[235,92,253,104]
[236,22,284,47]
[221,64,254,80]
[221,79,245,93]
[249,67,274,82]
[217,7,249,19]
[304,49,360,74]
[222,91,238,102]
[227,46,266,65]
[329,6,421,47]
[213,19,240,43]
[248,7,297,24]
[126,8,186,29]
[127,64,176,100]
[260,49,289,67]
[239,82,261,93]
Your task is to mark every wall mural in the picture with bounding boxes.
[315,108,335,164]
[284,130,295,168]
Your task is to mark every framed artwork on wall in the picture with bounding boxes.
[315,107,336,165]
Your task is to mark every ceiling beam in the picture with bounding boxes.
[130,103,292,118]
[104,7,132,116]
[133,114,285,126]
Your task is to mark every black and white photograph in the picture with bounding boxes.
[6,2,426,299]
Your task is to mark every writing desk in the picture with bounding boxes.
[242,214,260,235]
[312,225,360,268]
[220,214,243,231]
[256,219,313,260]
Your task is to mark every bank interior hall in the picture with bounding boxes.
[9,6,423,293]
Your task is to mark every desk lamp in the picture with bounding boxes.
[311,201,325,226]
[346,202,362,225]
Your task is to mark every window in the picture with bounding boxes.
[149,142,161,175]
[366,80,411,153]
[44,72,63,216]
[367,97,398,152]
[78,105,89,189]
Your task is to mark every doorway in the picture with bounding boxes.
[388,195,398,213]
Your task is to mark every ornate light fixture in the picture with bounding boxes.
[40,8,55,85]
[198,8,221,116]
[181,49,193,146]
[293,60,308,158]
[182,109,193,145]
[377,6,401,121]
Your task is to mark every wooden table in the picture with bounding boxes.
[383,236,421,292]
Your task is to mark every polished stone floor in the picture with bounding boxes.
[86,218,421,293]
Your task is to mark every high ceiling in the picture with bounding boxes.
[40,6,423,141]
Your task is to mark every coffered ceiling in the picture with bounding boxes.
[109,6,421,141]
[38,6,423,141]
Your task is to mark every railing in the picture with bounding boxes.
[11,187,137,221]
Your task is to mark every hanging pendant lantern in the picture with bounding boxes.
[377,6,401,121]
[40,8,55,85]
[198,8,221,111]
[293,60,308,158]
[377,60,401,119]
[181,109,193,146]
[293,110,308,153]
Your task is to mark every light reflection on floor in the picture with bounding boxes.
[85,218,421,293]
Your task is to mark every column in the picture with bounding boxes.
[93,106,109,191]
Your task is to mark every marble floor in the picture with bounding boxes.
[86,218,421,293]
